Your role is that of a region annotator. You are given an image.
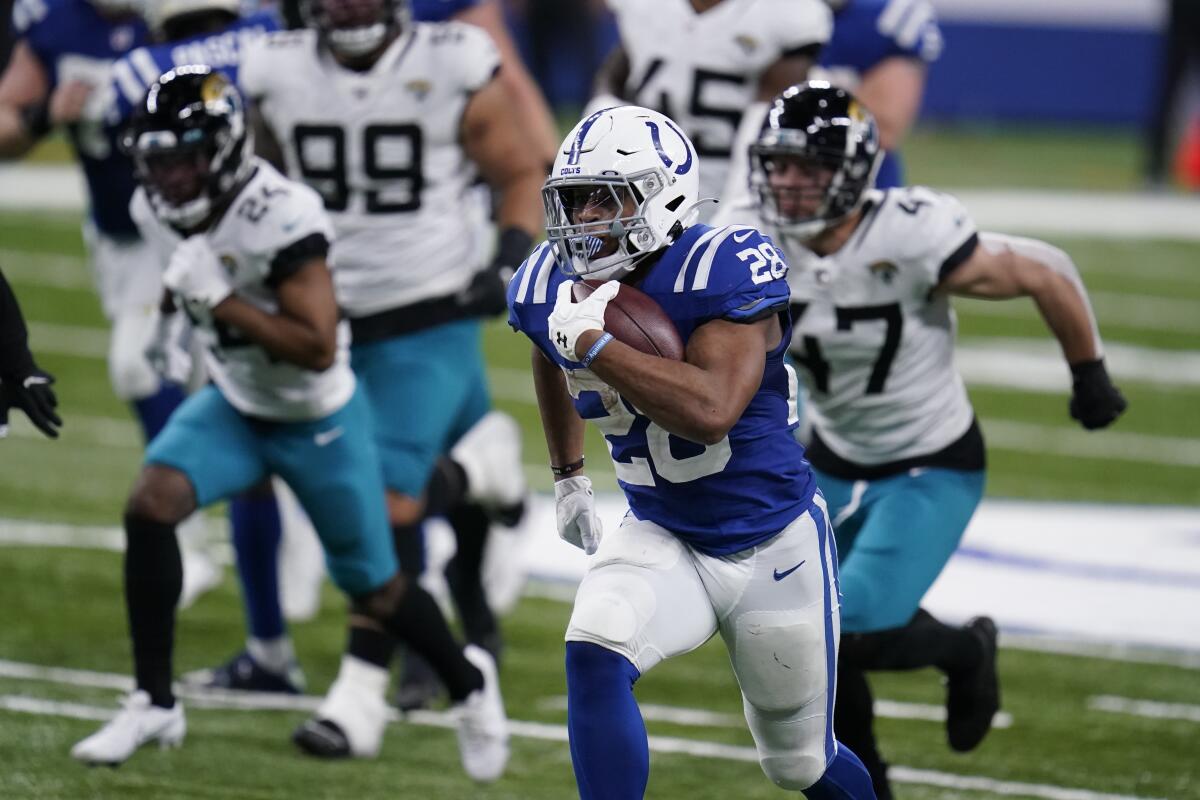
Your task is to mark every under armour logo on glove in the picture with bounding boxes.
[556,332,569,349]
[547,280,617,361]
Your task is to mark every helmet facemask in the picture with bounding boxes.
[123,70,253,230]
[304,0,406,60]
[543,169,669,280]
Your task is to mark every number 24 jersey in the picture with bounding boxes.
[507,224,816,557]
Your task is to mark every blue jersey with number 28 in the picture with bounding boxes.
[508,224,816,557]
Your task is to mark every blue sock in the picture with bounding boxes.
[803,741,877,800]
[230,492,285,641]
[565,641,649,800]
[132,382,187,443]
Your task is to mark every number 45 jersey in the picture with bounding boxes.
[508,224,817,557]
[785,186,980,468]
[239,23,500,316]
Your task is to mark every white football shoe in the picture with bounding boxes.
[455,644,509,782]
[294,656,390,759]
[450,411,527,512]
[71,691,185,766]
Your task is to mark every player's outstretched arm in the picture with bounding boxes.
[936,232,1127,429]
[0,42,51,158]
[854,57,928,151]
[212,258,340,371]
[462,76,545,240]
[456,0,559,165]
[578,313,779,446]
[531,344,587,471]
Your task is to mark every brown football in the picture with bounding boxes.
[571,279,685,361]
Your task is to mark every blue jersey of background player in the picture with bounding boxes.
[510,227,813,555]
[10,0,149,237]
[101,5,280,127]
[818,0,941,188]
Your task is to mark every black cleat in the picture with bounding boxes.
[181,650,305,694]
[394,652,444,712]
[293,718,352,758]
[946,616,1001,752]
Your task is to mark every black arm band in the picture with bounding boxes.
[494,227,534,270]
[550,457,585,477]
[18,101,52,140]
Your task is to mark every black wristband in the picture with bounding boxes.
[550,457,585,477]
[18,101,51,140]
[494,227,534,272]
[1069,358,1107,381]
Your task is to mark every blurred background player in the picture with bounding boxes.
[1,264,62,439]
[589,0,831,220]
[71,67,509,779]
[0,0,229,606]
[238,0,541,747]
[718,0,941,211]
[726,82,1128,798]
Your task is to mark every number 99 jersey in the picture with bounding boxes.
[608,0,831,210]
[785,186,979,466]
[239,22,501,317]
[508,224,817,557]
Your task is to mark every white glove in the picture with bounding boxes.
[548,280,618,362]
[145,308,194,386]
[164,236,233,322]
[554,475,602,555]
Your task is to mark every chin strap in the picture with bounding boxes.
[677,197,718,232]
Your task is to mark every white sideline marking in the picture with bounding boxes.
[956,338,1200,392]
[538,695,1014,729]
[0,660,1162,800]
[1087,695,1200,723]
[959,291,1200,335]
[0,249,93,290]
[983,420,1200,468]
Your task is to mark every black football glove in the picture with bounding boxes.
[458,228,533,318]
[1,367,62,439]
[1068,358,1126,430]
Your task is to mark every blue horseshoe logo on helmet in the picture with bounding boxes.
[645,118,693,176]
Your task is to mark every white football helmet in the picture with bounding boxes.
[139,0,240,32]
[543,105,701,281]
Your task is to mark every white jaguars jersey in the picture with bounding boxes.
[240,23,500,316]
[607,0,831,212]
[778,186,979,464]
[131,159,355,422]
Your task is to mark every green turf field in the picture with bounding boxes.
[1,127,1197,799]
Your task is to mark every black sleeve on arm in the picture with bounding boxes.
[0,268,36,380]
[937,233,980,282]
[267,233,330,288]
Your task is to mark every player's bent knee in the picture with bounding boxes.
[566,571,658,670]
[125,465,197,525]
[733,611,826,712]
[385,491,424,527]
[351,573,406,619]
[761,752,827,791]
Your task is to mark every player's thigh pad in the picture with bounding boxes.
[350,318,486,496]
[83,223,164,320]
[267,388,397,596]
[836,468,985,633]
[565,516,717,674]
[699,505,840,789]
[144,386,269,506]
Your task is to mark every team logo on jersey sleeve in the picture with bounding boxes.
[735,35,759,55]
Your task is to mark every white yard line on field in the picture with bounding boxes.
[1087,695,1200,723]
[0,659,1164,800]
[0,249,93,290]
[536,695,1013,729]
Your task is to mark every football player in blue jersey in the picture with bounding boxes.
[70,67,509,776]
[0,1,165,434]
[816,0,941,189]
[734,83,1127,799]
[508,105,875,799]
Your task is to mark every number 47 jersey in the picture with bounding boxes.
[239,23,500,316]
[786,186,980,467]
[508,224,817,557]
